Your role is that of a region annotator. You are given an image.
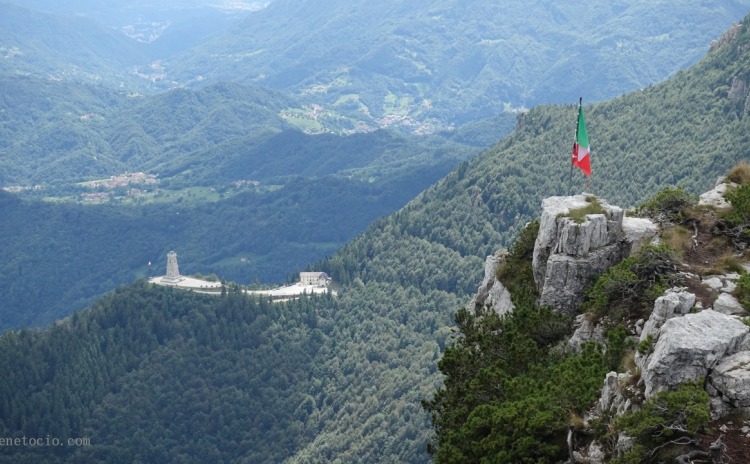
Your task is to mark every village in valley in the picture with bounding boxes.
[148,251,334,301]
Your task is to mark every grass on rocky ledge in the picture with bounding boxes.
[566,196,605,223]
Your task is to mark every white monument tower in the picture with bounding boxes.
[163,251,182,283]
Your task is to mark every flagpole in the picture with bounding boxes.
[568,97,582,196]
[568,159,574,196]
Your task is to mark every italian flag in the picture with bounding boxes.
[572,100,591,176]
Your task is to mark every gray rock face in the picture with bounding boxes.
[468,252,514,317]
[698,181,737,209]
[532,195,628,314]
[709,351,750,409]
[713,293,747,316]
[540,245,627,314]
[640,289,696,342]
[568,314,606,352]
[622,216,659,254]
[596,371,632,416]
[638,310,750,398]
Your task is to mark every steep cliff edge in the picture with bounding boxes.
[471,194,658,316]
[462,170,750,462]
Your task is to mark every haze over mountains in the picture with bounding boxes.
[3,0,750,129]
[176,0,750,125]
[2,2,750,462]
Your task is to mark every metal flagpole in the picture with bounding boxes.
[568,157,574,196]
[568,98,582,196]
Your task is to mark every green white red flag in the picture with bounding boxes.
[572,100,591,176]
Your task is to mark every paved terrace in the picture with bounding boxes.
[245,282,332,300]
[148,275,223,293]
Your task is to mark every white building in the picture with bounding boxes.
[299,272,331,287]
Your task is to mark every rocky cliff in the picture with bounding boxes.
[471,194,658,316]
[468,176,750,462]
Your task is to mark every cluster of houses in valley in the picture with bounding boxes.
[148,251,333,301]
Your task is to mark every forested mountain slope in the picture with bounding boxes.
[172,0,750,125]
[0,3,150,84]
[0,76,500,332]
[0,76,130,184]
[0,284,329,464]
[0,78,294,185]
[0,76,489,187]
[3,11,750,464]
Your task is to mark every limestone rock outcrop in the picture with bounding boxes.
[639,289,695,342]
[621,216,659,254]
[698,179,737,209]
[708,351,750,418]
[630,281,750,419]
[532,195,631,314]
[467,193,658,318]
[568,314,606,353]
[468,251,514,317]
[637,309,750,398]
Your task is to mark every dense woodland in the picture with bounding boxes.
[0,278,463,463]
[0,285,328,463]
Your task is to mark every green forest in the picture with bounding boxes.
[0,284,330,463]
[0,77,512,330]
[0,170,447,330]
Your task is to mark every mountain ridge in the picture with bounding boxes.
[170,0,750,126]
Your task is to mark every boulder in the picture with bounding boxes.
[722,280,737,293]
[639,289,696,342]
[702,276,725,291]
[621,216,659,255]
[698,181,737,209]
[702,274,740,294]
[724,273,742,281]
[713,293,747,316]
[709,351,750,409]
[638,310,750,398]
